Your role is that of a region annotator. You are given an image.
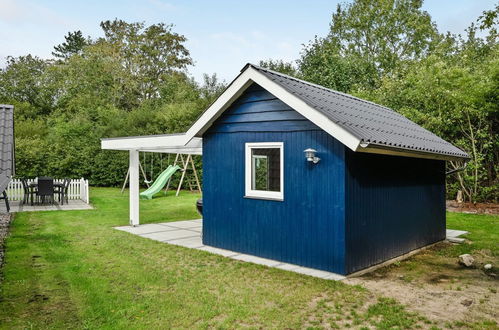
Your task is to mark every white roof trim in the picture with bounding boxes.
[358,144,464,162]
[185,69,254,141]
[101,134,202,155]
[185,67,362,151]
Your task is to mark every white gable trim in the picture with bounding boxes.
[184,67,361,151]
[184,69,255,142]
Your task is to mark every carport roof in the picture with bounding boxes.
[101,133,202,155]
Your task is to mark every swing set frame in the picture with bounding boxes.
[121,152,201,196]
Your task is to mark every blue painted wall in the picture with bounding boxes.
[202,84,347,274]
[202,83,447,275]
[344,151,446,274]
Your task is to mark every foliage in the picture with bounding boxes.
[477,3,499,38]
[358,26,498,202]
[52,30,89,59]
[0,55,55,116]
[258,59,300,77]
[299,0,440,91]
[1,3,497,201]
[0,20,224,187]
[263,0,497,202]
[99,19,193,102]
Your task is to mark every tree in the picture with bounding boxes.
[359,26,498,203]
[2,20,203,186]
[199,73,226,103]
[299,0,440,91]
[52,30,88,59]
[0,55,55,117]
[258,59,300,77]
[99,19,193,101]
[477,3,499,38]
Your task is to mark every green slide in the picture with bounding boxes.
[139,165,181,200]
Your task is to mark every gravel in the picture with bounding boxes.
[0,212,12,268]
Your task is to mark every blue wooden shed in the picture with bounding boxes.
[185,64,469,275]
[102,64,470,275]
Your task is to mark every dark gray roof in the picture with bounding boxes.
[0,105,14,194]
[249,64,469,159]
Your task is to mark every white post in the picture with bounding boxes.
[85,179,89,204]
[129,149,140,226]
[80,178,84,201]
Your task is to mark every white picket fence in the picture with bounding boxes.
[6,178,90,204]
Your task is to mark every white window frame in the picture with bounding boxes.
[245,142,284,201]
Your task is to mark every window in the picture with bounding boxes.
[245,142,283,200]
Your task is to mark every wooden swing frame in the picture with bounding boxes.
[165,153,201,196]
[121,152,201,196]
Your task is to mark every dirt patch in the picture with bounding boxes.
[344,243,499,326]
[447,200,499,215]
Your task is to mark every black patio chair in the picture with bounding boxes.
[0,191,9,213]
[36,177,54,205]
[55,179,70,205]
[21,178,35,205]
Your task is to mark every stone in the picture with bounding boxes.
[458,254,474,267]
[484,264,492,270]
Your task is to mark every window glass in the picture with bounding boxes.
[251,148,280,192]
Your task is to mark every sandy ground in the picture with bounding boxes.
[345,243,498,326]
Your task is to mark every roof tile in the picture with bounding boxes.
[251,65,468,159]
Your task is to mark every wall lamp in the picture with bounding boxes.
[304,148,320,164]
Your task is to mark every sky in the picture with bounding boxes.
[0,0,495,83]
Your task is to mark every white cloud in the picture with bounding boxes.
[0,0,70,26]
[0,0,25,21]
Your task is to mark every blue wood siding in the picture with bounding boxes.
[201,82,446,275]
[344,151,446,274]
[202,84,347,274]
[208,84,321,133]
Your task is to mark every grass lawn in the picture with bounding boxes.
[0,187,497,329]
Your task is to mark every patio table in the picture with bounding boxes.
[28,181,64,205]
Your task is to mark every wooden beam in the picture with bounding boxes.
[189,155,201,193]
[121,162,150,194]
[176,154,189,197]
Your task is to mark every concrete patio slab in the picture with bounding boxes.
[446,229,468,238]
[275,263,300,271]
[140,229,198,242]
[114,221,472,281]
[0,200,93,213]
[168,237,205,248]
[292,266,345,281]
[165,221,203,229]
[198,246,240,257]
[115,223,177,235]
[446,229,468,243]
[231,254,282,267]
[114,219,346,281]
